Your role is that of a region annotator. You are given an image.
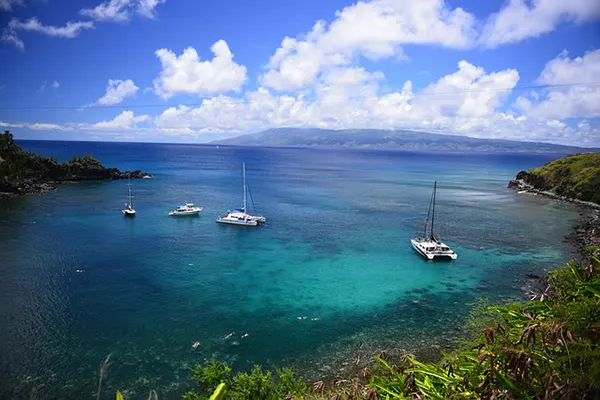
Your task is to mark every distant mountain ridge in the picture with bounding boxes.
[212,128,597,153]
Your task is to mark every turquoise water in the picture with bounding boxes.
[0,142,582,398]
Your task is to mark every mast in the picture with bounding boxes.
[431,181,436,240]
[242,162,247,213]
[424,186,434,238]
[128,175,133,207]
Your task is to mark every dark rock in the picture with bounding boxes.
[0,130,152,198]
[525,273,541,280]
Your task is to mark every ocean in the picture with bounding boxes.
[0,141,583,398]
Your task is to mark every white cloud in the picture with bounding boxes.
[0,0,23,12]
[152,61,520,135]
[3,17,94,49]
[1,28,24,50]
[515,50,600,119]
[479,0,600,48]
[81,0,166,22]
[262,0,477,91]
[8,17,94,38]
[137,0,166,18]
[153,40,247,99]
[546,119,566,129]
[52,80,60,89]
[89,111,149,129]
[537,49,600,85]
[96,79,139,105]
[81,0,131,22]
[38,81,47,93]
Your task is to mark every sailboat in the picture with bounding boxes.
[122,176,136,216]
[410,181,457,260]
[216,163,266,226]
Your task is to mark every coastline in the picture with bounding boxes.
[509,173,600,259]
[1,130,152,199]
[0,170,153,199]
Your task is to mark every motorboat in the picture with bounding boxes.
[169,203,202,216]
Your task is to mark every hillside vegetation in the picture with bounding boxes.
[528,153,600,204]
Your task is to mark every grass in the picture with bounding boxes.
[529,153,600,204]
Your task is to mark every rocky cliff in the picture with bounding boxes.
[508,153,600,206]
[0,130,151,197]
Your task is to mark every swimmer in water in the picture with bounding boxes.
[192,341,200,350]
[241,333,249,338]
[224,332,235,339]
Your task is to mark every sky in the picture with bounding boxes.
[0,0,599,146]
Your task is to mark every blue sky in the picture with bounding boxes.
[1,0,599,145]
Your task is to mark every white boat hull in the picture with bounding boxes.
[122,209,136,216]
[411,239,457,260]
[216,217,257,226]
[169,208,202,216]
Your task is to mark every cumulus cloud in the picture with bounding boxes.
[52,81,60,89]
[81,0,166,22]
[13,54,598,145]
[153,61,520,135]
[153,40,247,99]
[0,0,23,12]
[96,79,139,105]
[262,0,477,91]
[89,110,149,129]
[515,50,600,120]
[479,0,600,48]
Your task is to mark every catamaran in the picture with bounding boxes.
[169,202,203,216]
[122,176,136,216]
[411,181,457,260]
[216,163,266,226]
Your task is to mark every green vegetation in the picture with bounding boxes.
[183,362,307,399]
[176,249,600,399]
[529,153,600,204]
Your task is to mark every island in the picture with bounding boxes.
[212,127,600,153]
[0,130,152,197]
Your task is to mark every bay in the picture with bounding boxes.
[0,141,581,398]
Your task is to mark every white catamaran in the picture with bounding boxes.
[216,163,266,226]
[122,176,136,216]
[411,181,457,260]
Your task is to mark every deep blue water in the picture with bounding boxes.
[0,141,583,398]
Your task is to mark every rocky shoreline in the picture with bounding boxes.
[509,170,600,260]
[508,170,600,209]
[0,169,153,198]
[0,131,152,198]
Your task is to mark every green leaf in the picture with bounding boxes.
[116,390,124,400]
[209,383,226,400]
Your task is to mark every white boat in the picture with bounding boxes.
[169,202,203,216]
[411,181,457,260]
[122,177,136,216]
[216,163,266,226]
